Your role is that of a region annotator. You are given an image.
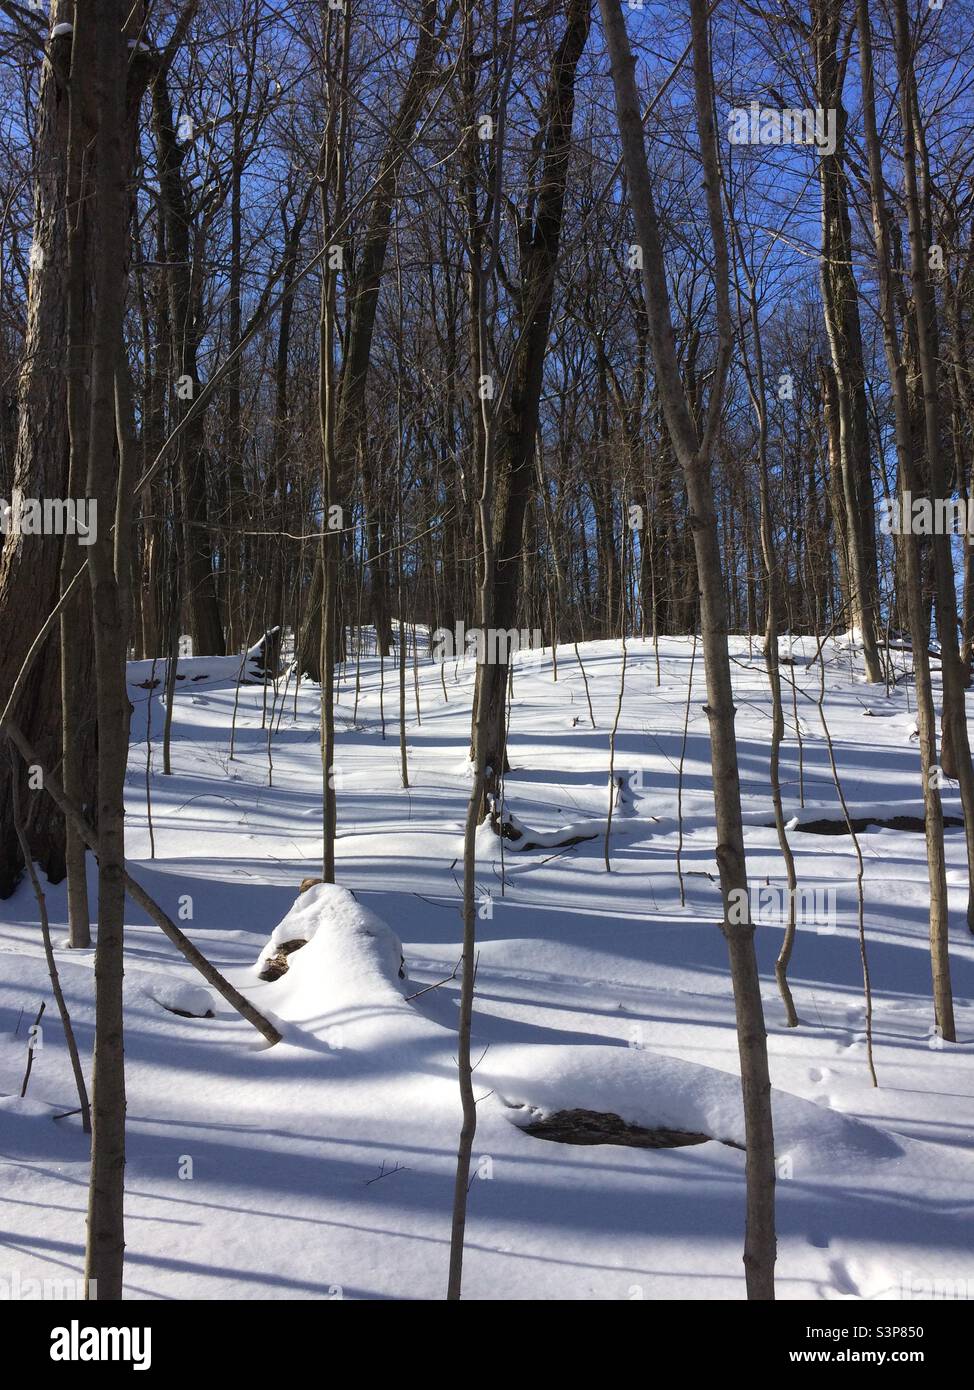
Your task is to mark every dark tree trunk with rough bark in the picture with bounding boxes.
[0,6,96,902]
[477,0,591,816]
[297,0,445,681]
[151,70,225,658]
[812,0,882,681]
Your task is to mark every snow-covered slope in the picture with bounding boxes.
[2,633,974,1300]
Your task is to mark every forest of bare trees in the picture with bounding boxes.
[2,0,974,1318]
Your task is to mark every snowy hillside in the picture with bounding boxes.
[2,634,974,1300]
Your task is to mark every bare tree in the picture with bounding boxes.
[599,0,777,1298]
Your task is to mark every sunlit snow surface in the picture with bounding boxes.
[2,633,974,1300]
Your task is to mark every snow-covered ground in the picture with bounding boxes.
[2,633,974,1300]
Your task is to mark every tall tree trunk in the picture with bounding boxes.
[599,0,777,1298]
[812,0,882,682]
[298,0,446,680]
[475,0,591,816]
[61,4,96,948]
[856,0,955,1040]
[78,0,139,1299]
[151,70,225,658]
[892,0,974,934]
[0,11,94,900]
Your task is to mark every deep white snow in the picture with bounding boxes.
[2,632,974,1300]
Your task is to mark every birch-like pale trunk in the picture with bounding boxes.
[599,0,776,1297]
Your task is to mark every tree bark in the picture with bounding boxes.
[0,8,93,900]
[475,0,591,815]
[75,0,135,1300]
[891,0,974,935]
[151,69,225,658]
[599,0,777,1298]
[812,0,882,682]
[856,0,955,1040]
[298,0,447,680]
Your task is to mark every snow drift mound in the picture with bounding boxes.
[251,884,419,1049]
[484,1044,903,1168]
[254,883,404,998]
[250,891,903,1173]
[142,977,215,1018]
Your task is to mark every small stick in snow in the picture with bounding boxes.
[20,1001,45,1099]
[405,958,462,1001]
[366,1160,409,1185]
[10,748,91,1129]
